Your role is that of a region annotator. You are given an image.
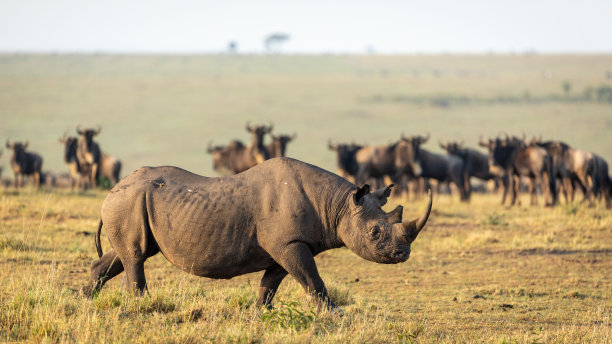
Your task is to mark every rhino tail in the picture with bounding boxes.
[95,219,103,258]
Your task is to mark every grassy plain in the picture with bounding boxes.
[0,54,611,343]
[0,189,610,343]
[1,54,611,177]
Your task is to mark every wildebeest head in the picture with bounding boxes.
[439,140,466,158]
[77,126,101,142]
[6,140,28,156]
[59,133,79,163]
[269,133,296,157]
[395,134,429,177]
[479,134,524,174]
[338,184,433,264]
[246,122,273,144]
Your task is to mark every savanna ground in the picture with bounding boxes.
[0,54,611,343]
[0,188,610,343]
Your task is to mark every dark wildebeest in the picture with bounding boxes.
[327,141,363,183]
[5,140,43,189]
[439,140,498,197]
[354,141,401,190]
[81,158,433,313]
[206,123,272,175]
[59,133,82,189]
[99,154,122,187]
[591,154,612,208]
[527,138,607,207]
[480,135,557,206]
[76,126,102,188]
[266,133,296,158]
[396,134,468,201]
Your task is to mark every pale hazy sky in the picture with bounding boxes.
[1,0,611,54]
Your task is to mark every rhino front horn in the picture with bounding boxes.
[402,188,433,242]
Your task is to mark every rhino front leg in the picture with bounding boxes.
[275,242,343,315]
[257,264,288,309]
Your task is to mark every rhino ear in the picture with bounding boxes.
[353,184,370,206]
[372,184,394,206]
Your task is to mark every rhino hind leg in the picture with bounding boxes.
[81,250,124,297]
[122,260,148,295]
[257,264,288,309]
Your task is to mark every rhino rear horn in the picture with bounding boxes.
[386,205,403,224]
[372,184,394,206]
[402,188,433,242]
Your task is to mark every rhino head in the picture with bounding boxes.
[338,184,432,264]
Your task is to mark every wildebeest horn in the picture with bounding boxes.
[24,141,29,149]
[290,132,297,140]
[400,132,408,141]
[439,140,447,149]
[422,133,430,143]
[206,141,215,154]
[5,139,12,149]
[59,132,68,144]
[478,135,489,147]
[77,125,84,135]
[266,122,274,133]
[246,121,253,132]
[403,188,433,242]
[327,139,337,150]
[95,126,102,135]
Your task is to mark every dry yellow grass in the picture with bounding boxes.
[0,187,610,343]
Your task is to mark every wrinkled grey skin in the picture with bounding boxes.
[82,157,432,313]
[76,126,102,189]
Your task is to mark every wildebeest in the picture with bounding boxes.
[266,133,296,158]
[207,123,273,175]
[354,141,401,190]
[76,126,102,189]
[396,134,468,201]
[480,135,557,206]
[439,140,498,197]
[327,141,363,183]
[99,154,122,187]
[81,157,433,313]
[5,140,43,189]
[59,133,82,189]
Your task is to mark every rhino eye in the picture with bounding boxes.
[369,226,380,240]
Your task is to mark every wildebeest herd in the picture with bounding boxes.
[3,126,121,190]
[2,124,611,209]
[3,122,611,314]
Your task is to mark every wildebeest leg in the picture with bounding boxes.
[34,171,40,189]
[529,176,538,206]
[82,250,125,297]
[91,163,98,188]
[500,174,509,205]
[510,174,521,206]
[257,264,288,309]
[275,242,342,314]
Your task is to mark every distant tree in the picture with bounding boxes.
[264,33,290,52]
[227,41,238,54]
[562,81,572,98]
